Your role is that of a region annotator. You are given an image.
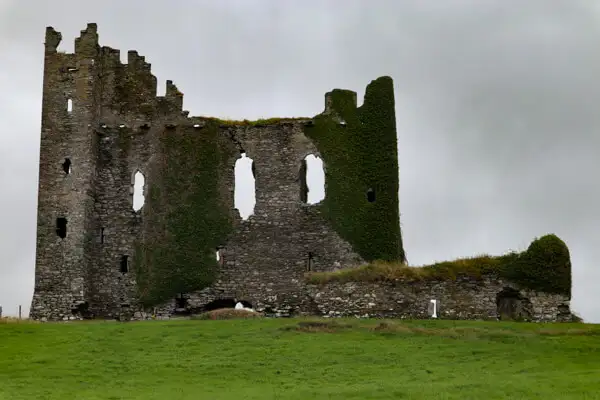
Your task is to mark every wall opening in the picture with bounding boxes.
[67,98,73,113]
[300,155,325,204]
[234,153,256,220]
[132,170,145,212]
[215,247,224,265]
[120,255,129,273]
[367,188,375,203]
[62,158,72,174]
[56,217,67,239]
[306,252,315,271]
[235,300,253,309]
[175,294,188,310]
[203,298,237,312]
[496,287,532,322]
[100,228,105,244]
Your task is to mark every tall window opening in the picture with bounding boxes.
[234,152,256,220]
[56,217,67,239]
[132,170,145,212]
[307,252,315,271]
[67,98,73,113]
[300,155,325,204]
[120,255,129,273]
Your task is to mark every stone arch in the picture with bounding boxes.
[496,287,532,321]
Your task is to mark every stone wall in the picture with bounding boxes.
[304,276,573,322]
[31,23,399,321]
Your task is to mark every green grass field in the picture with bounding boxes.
[1,318,599,399]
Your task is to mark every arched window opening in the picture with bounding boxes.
[300,154,325,204]
[67,98,73,113]
[234,153,256,220]
[132,170,145,212]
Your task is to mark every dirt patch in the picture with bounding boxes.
[192,308,263,320]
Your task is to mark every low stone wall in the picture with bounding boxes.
[305,275,573,322]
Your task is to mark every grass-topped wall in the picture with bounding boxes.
[304,76,405,263]
[306,234,571,298]
[134,122,236,307]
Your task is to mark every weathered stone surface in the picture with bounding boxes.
[30,23,573,323]
[305,276,573,322]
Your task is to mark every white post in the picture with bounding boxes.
[430,299,438,318]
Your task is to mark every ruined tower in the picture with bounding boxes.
[31,24,405,321]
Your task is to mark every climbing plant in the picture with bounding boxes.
[134,121,236,307]
[304,76,405,262]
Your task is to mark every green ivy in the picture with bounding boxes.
[304,76,405,262]
[501,234,571,297]
[134,121,236,307]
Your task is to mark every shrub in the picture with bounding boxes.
[503,234,571,297]
[306,234,572,297]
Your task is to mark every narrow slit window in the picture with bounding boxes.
[100,228,105,244]
[367,188,375,203]
[67,98,73,113]
[120,255,129,273]
[62,158,72,174]
[307,252,315,272]
[56,217,67,239]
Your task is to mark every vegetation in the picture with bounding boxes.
[304,76,404,263]
[1,318,598,399]
[307,234,571,297]
[198,116,310,126]
[134,120,237,306]
[191,308,263,320]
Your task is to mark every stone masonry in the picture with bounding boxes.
[30,24,573,322]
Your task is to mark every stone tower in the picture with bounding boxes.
[31,24,405,321]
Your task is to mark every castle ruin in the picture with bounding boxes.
[31,24,573,322]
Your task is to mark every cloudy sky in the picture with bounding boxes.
[0,0,598,322]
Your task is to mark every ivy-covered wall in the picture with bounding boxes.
[305,76,405,263]
[134,122,237,307]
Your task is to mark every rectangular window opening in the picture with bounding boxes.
[120,255,129,273]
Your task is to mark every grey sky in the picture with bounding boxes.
[0,0,598,322]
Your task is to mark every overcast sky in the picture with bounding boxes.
[0,0,598,322]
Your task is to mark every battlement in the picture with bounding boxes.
[32,23,405,321]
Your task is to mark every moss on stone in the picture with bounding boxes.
[306,234,571,298]
[303,76,404,262]
[134,121,236,307]
[199,117,310,127]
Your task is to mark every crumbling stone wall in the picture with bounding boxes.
[304,276,574,322]
[31,23,398,321]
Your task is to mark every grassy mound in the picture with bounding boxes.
[307,234,571,297]
[192,308,263,320]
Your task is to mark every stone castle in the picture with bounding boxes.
[31,24,573,322]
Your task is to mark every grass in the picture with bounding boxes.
[306,255,504,285]
[1,318,599,399]
[197,116,311,126]
[306,234,572,298]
